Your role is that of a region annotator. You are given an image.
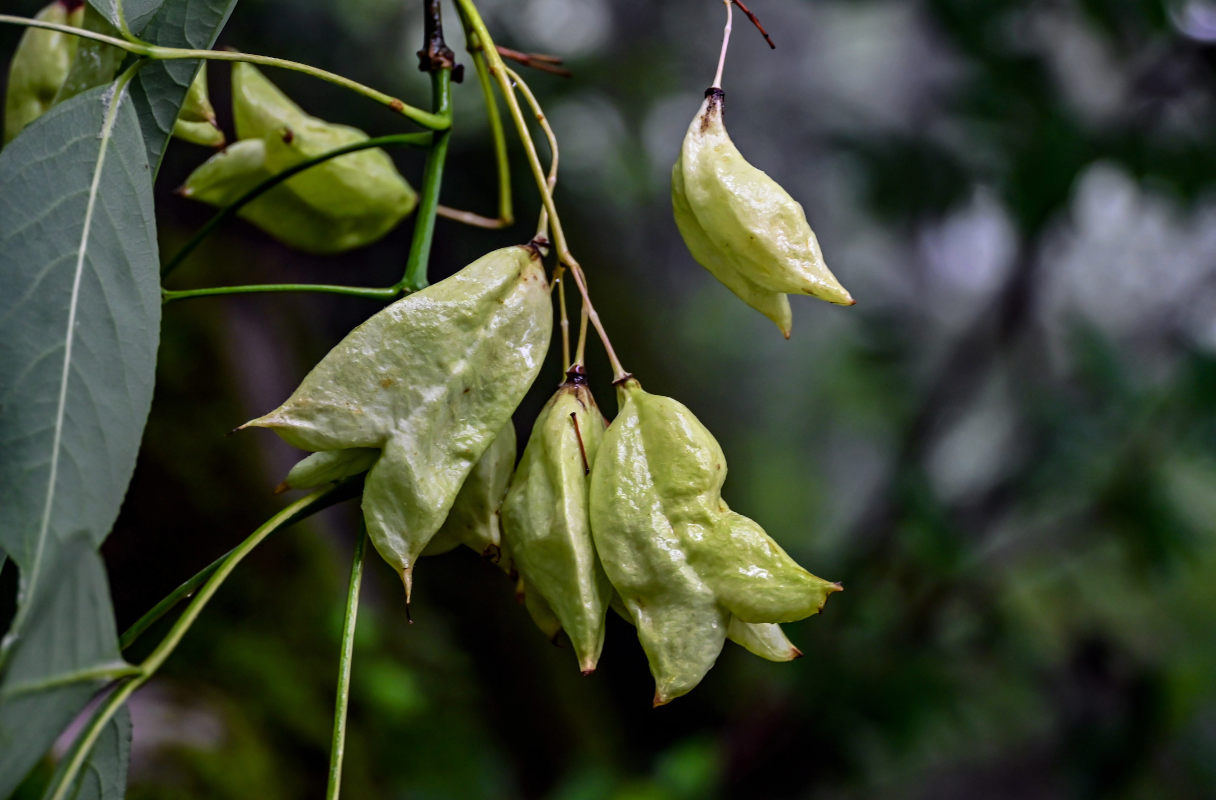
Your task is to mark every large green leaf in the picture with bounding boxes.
[0,81,159,614]
[128,0,239,174]
[0,537,130,799]
[44,705,132,800]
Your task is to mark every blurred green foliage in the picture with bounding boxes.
[4,0,1216,797]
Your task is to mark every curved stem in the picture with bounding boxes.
[712,0,734,90]
[470,44,514,226]
[0,16,448,129]
[453,1,626,379]
[162,133,432,279]
[504,66,558,240]
[46,484,354,800]
[326,528,367,800]
[400,67,453,292]
[163,283,401,304]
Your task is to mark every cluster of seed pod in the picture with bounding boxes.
[247,240,840,704]
[179,62,418,253]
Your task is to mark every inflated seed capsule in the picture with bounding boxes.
[588,378,839,704]
[726,619,802,663]
[3,1,83,144]
[501,366,612,674]
[173,65,225,148]
[220,62,417,253]
[424,421,516,561]
[243,245,552,601]
[672,88,854,334]
[282,448,379,492]
[178,138,345,252]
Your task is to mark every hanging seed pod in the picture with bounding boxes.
[173,64,225,148]
[220,62,416,252]
[282,448,379,492]
[3,1,83,144]
[727,619,802,662]
[243,245,552,600]
[501,367,612,674]
[178,138,345,252]
[589,378,839,704]
[672,89,854,333]
[423,421,516,561]
[520,576,563,642]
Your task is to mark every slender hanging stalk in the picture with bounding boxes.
[326,529,367,800]
[400,68,453,291]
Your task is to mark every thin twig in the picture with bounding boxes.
[436,205,512,229]
[496,45,572,77]
[731,0,775,49]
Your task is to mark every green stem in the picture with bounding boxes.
[470,43,513,226]
[162,132,432,279]
[44,482,358,800]
[326,529,367,800]
[3,663,142,696]
[0,16,449,129]
[163,283,401,304]
[400,68,453,292]
[119,549,230,650]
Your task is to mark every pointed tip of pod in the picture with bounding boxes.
[401,567,414,605]
[791,646,805,660]
[830,581,844,593]
[272,481,290,495]
[580,666,597,677]
[652,692,672,708]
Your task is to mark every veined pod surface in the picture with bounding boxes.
[501,369,612,674]
[589,378,839,704]
[3,1,82,144]
[673,88,854,321]
[173,65,225,147]
[424,421,516,560]
[244,246,552,597]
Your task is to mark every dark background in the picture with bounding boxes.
[5,0,1216,797]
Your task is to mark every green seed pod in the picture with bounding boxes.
[54,5,125,104]
[3,1,82,144]
[672,89,854,333]
[243,245,552,599]
[223,62,417,252]
[726,619,802,663]
[172,65,225,148]
[589,378,839,704]
[424,421,516,560]
[178,138,343,251]
[520,575,563,642]
[501,369,612,674]
[282,447,379,491]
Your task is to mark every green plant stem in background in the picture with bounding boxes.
[400,67,453,292]
[326,528,367,800]
[0,15,449,130]
[43,483,356,800]
[163,283,402,303]
[160,132,433,280]
[470,42,513,227]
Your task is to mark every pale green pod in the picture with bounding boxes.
[4,1,80,144]
[243,246,552,598]
[283,448,379,491]
[672,155,792,337]
[521,576,563,642]
[424,421,516,559]
[589,378,838,704]
[178,139,342,251]
[674,89,854,310]
[227,62,417,252]
[501,375,612,674]
[173,65,225,147]
[727,619,802,663]
[54,6,125,104]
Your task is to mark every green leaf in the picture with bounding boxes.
[45,706,132,800]
[54,6,127,105]
[0,537,130,799]
[0,81,160,620]
[85,0,164,35]
[128,0,239,175]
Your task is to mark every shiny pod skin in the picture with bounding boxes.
[283,447,379,491]
[243,246,552,598]
[3,1,82,144]
[589,378,839,704]
[173,65,225,147]
[673,89,854,333]
[424,421,516,561]
[501,373,612,673]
